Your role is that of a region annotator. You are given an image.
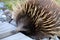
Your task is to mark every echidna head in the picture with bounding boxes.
[15,13,35,36]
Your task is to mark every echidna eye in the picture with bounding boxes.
[23,25,30,29]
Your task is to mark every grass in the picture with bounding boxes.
[0,0,60,10]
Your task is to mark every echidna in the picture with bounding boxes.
[12,0,60,40]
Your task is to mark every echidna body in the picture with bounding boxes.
[12,0,60,40]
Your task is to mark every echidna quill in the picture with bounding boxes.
[12,0,60,40]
